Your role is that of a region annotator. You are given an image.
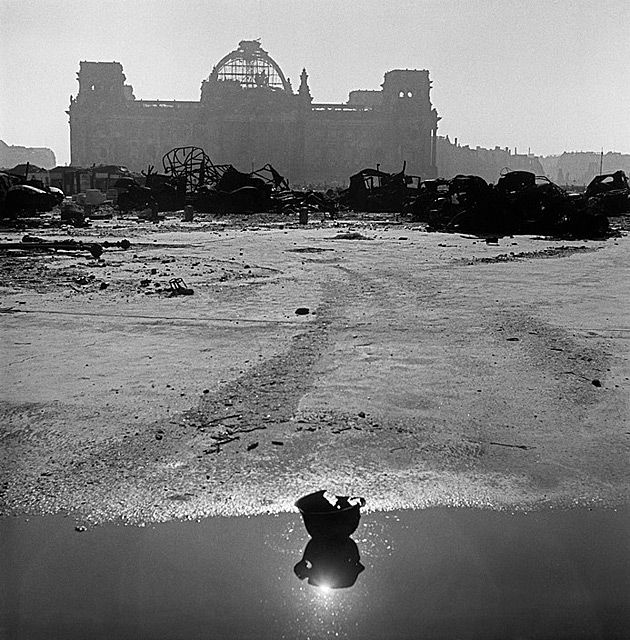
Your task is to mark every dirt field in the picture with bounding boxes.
[1,216,628,523]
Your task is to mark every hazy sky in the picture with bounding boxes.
[1,0,628,165]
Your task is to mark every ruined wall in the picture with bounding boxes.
[300,69,437,184]
[68,62,201,170]
[198,81,302,177]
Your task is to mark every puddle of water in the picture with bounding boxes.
[1,507,628,639]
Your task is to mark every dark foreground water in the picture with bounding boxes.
[1,507,628,639]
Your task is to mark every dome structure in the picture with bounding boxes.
[208,40,291,91]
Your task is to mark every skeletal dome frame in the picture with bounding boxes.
[208,40,290,91]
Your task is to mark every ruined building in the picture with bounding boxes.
[68,40,439,184]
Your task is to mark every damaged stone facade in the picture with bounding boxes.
[68,41,439,184]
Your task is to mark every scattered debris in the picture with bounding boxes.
[287,247,333,253]
[467,245,597,264]
[489,441,532,450]
[168,278,194,296]
[0,235,103,258]
[331,232,369,240]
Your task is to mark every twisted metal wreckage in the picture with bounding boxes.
[110,146,333,219]
[1,146,629,240]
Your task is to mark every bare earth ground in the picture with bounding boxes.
[1,216,628,523]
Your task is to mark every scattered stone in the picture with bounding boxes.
[99,281,109,290]
[75,526,87,532]
[506,337,520,341]
[295,307,310,315]
[247,442,259,451]
[592,379,602,387]
[357,411,366,418]
[271,441,284,446]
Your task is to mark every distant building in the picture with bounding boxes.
[539,152,630,186]
[0,140,56,170]
[436,136,544,182]
[68,40,439,184]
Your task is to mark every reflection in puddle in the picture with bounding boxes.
[293,489,366,590]
[294,536,365,589]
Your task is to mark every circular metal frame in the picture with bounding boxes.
[162,146,212,193]
[208,40,290,91]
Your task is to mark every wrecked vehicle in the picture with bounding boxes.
[0,172,22,218]
[341,165,420,212]
[584,171,630,215]
[0,162,64,220]
[114,169,184,213]
[193,165,282,213]
[143,170,185,211]
[1,183,64,219]
[405,174,503,233]
[495,171,608,238]
[495,171,569,234]
[114,177,156,213]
